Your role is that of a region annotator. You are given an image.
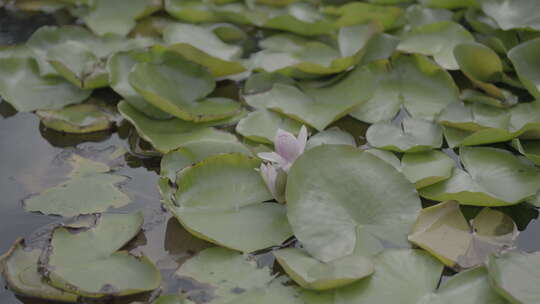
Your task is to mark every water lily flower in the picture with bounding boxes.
[258,126,308,172]
[259,163,287,204]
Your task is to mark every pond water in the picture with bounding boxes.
[1,7,539,304]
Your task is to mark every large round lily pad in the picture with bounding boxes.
[286,145,421,262]
[487,251,540,304]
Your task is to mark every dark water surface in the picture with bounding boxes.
[0,7,539,304]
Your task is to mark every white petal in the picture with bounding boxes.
[297,125,308,153]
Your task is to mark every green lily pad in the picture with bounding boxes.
[164,0,219,23]
[273,247,374,290]
[323,2,404,30]
[26,25,95,76]
[286,145,421,262]
[24,155,130,217]
[408,201,517,269]
[153,295,183,304]
[160,139,252,181]
[438,101,540,147]
[335,249,443,304]
[401,150,455,189]
[107,50,171,120]
[398,21,475,70]
[175,247,301,304]
[513,139,540,166]
[0,57,91,112]
[36,102,115,134]
[1,239,78,302]
[420,147,540,206]
[454,42,503,83]
[481,0,540,31]
[46,40,108,89]
[235,109,303,144]
[45,213,161,298]
[162,154,292,253]
[419,0,478,9]
[487,251,540,304]
[82,0,161,36]
[461,88,518,108]
[163,23,245,77]
[314,249,504,304]
[305,127,356,150]
[350,55,459,123]
[366,117,443,152]
[508,38,540,100]
[118,100,242,153]
[244,66,375,131]
[404,5,453,28]
[128,50,241,122]
[249,23,396,78]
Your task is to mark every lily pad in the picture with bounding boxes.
[82,0,161,36]
[420,147,540,206]
[26,25,95,76]
[175,247,301,304]
[118,100,242,153]
[273,247,373,290]
[481,0,540,31]
[305,127,356,150]
[350,54,459,123]
[128,50,241,122]
[1,239,78,302]
[286,145,421,262]
[244,66,375,131]
[0,57,91,112]
[366,117,443,152]
[107,50,171,120]
[249,23,395,78]
[162,154,293,253]
[236,109,303,144]
[404,5,453,28]
[314,248,505,304]
[45,213,161,298]
[487,251,540,304]
[419,0,478,9]
[163,23,245,77]
[24,155,130,217]
[401,150,455,189]
[438,101,540,147]
[513,139,540,166]
[508,38,540,99]
[323,2,404,30]
[408,201,517,269]
[36,102,115,134]
[398,21,475,70]
[160,139,252,181]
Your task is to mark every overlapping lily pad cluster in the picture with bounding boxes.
[1,0,540,303]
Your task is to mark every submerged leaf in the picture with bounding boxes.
[24,155,130,217]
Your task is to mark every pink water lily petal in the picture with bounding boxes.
[257,152,289,169]
[275,128,302,163]
[260,163,278,199]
